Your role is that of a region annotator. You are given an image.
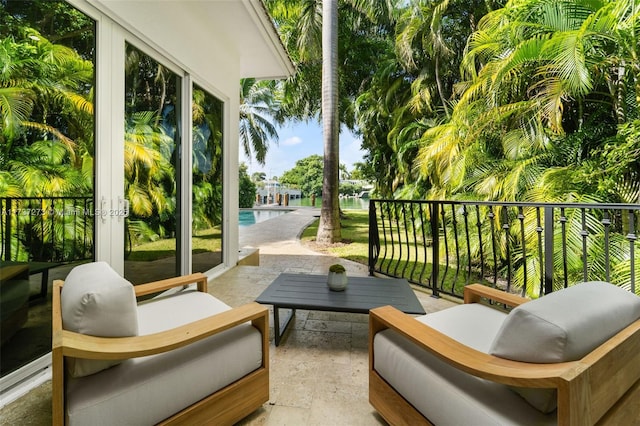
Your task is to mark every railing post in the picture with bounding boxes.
[544,206,554,295]
[431,201,440,298]
[368,201,378,276]
[3,198,12,261]
[626,210,636,294]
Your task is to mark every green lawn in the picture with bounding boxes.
[127,226,222,261]
[300,210,371,265]
[301,210,487,294]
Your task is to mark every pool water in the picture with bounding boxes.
[239,209,289,227]
[288,196,369,210]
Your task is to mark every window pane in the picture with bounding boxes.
[192,85,223,272]
[124,43,181,284]
[0,1,95,377]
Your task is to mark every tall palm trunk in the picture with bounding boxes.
[317,0,341,243]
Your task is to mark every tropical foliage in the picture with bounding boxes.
[239,163,257,208]
[0,29,94,197]
[0,4,95,262]
[280,154,368,197]
[268,0,639,294]
[239,78,280,165]
[2,0,638,292]
[400,0,640,294]
[417,0,640,203]
[1,3,225,265]
[280,154,325,196]
[192,84,224,232]
[268,0,638,204]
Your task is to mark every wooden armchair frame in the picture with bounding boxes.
[53,273,270,426]
[369,284,640,426]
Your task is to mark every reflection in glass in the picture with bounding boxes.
[124,44,181,284]
[0,1,95,377]
[192,85,223,272]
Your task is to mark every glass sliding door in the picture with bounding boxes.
[0,1,96,377]
[123,43,181,284]
[192,85,223,272]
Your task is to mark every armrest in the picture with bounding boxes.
[464,284,529,307]
[55,302,269,360]
[369,305,577,388]
[134,272,208,296]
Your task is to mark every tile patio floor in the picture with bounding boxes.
[0,208,458,425]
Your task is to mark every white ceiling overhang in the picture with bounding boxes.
[90,0,294,80]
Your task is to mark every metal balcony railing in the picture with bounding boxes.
[368,199,640,299]
[1,196,94,264]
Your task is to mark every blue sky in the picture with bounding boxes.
[240,121,367,179]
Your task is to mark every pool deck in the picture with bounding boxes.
[239,207,293,227]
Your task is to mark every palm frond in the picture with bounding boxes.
[0,86,34,139]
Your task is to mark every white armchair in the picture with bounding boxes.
[52,262,269,425]
[369,282,640,425]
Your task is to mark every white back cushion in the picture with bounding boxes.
[490,281,640,363]
[61,261,138,377]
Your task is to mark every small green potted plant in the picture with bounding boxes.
[327,263,348,291]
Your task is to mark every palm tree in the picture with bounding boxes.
[416,0,640,201]
[0,31,94,235]
[267,0,400,242]
[460,0,639,133]
[0,25,96,261]
[407,0,640,296]
[347,0,496,198]
[317,0,342,243]
[239,78,280,165]
[395,0,454,118]
[192,85,224,228]
[0,37,35,152]
[354,56,421,197]
[124,110,174,217]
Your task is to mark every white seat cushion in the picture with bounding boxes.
[374,303,556,425]
[66,291,263,425]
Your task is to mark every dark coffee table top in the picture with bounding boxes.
[256,273,426,315]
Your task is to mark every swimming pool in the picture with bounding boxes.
[239,209,290,227]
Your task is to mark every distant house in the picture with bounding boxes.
[257,180,302,204]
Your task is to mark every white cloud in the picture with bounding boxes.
[242,122,367,177]
[282,136,303,146]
